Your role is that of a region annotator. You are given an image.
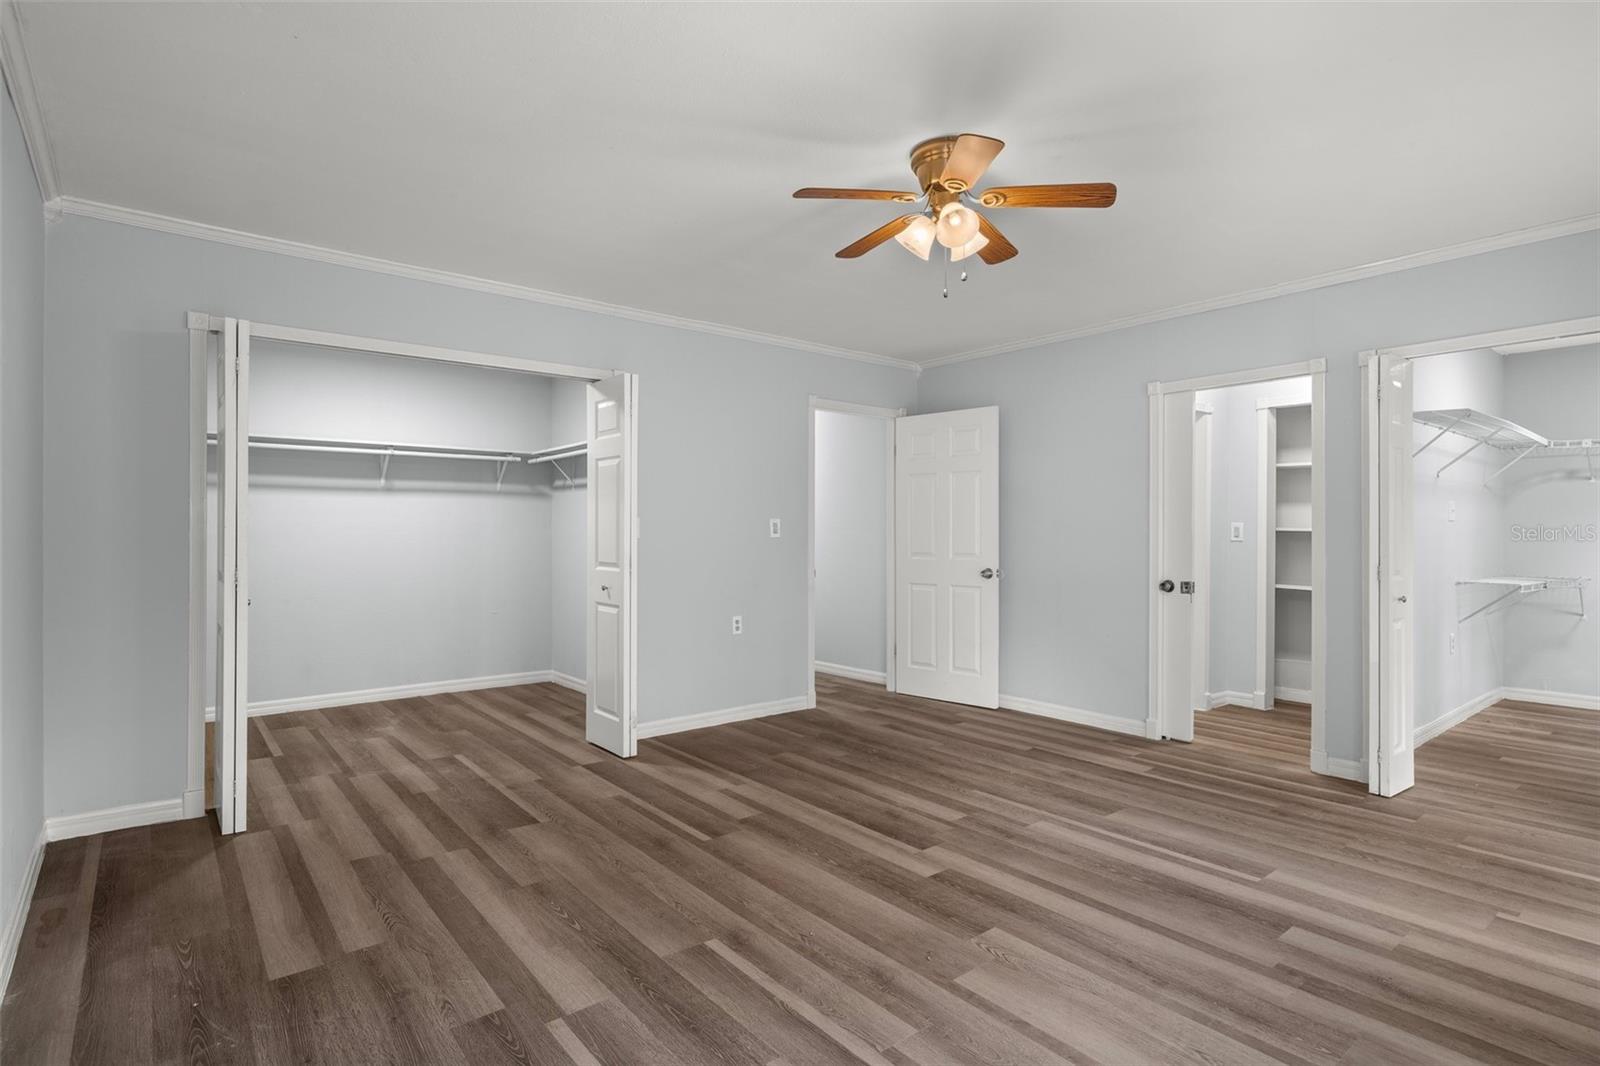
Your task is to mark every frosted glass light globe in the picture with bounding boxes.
[936,202,981,248]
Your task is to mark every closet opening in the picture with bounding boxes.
[808,398,899,700]
[187,316,637,834]
[1365,324,1597,797]
[1148,361,1331,775]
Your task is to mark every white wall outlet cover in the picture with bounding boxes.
[1230,522,1245,542]
[731,615,743,635]
[769,518,781,538]
[1447,501,1456,523]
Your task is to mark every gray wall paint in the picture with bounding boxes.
[1198,377,1311,701]
[1,79,46,947]
[203,345,559,705]
[813,409,889,675]
[1412,349,1506,729]
[42,214,916,817]
[1500,345,1599,699]
[916,231,1600,766]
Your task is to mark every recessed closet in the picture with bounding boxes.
[203,339,589,753]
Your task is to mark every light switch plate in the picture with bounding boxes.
[731,615,743,635]
[769,518,781,538]
[1230,522,1244,542]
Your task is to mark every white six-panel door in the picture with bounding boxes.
[214,318,250,833]
[1374,354,1416,795]
[586,374,636,756]
[894,407,1000,708]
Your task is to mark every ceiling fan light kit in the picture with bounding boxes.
[794,132,1118,271]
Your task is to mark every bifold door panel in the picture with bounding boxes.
[587,374,636,757]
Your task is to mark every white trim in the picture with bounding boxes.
[1368,316,1600,363]
[1149,358,1325,397]
[1206,690,1258,709]
[1274,686,1313,705]
[550,670,587,694]
[61,197,920,372]
[807,396,902,703]
[0,1,59,202]
[185,323,208,826]
[0,826,46,998]
[1311,750,1367,783]
[814,661,888,685]
[635,695,812,739]
[46,798,186,843]
[1415,688,1503,746]
[204,671,558,720]
[998,694,1150,738]
[1499,687,1600,712]
[922,218,1600,369]
[1145,390,1163,739]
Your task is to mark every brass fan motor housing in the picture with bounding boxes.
[910,135,963,193]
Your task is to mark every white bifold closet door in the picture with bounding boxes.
[214,318,250,833]
[1374,354,1416,796]
[586,374,637,757]
[894,407,1000,708]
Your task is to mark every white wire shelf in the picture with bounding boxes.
[1412,408,1599,483]
[207,433,587,488]
[1455,576,1588,622]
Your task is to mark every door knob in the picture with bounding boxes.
[980,567,1003,580]
[1396,595,1407,603]
[1158,579,1175,593]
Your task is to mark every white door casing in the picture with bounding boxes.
[586,374,637,757]
[1191,405,1213,713]
[1156,389,1197,742]
[213,318,250,833]
[1374,353,1416,795]
[894,407,1000,708]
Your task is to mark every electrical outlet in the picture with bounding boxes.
[1449,632,1456,655]
[1448,500,1456,523]
[731,615,743,636]
[1230,522,1244,542]
[769,518,782,538]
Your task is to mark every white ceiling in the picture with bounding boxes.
[12,2,1599,366]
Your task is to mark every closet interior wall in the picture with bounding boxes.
[205,340,587,713]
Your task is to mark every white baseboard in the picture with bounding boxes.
[549,671,587,694]
[1312,749,1367,782]
[182,787,206,819]
[46,796,186,843]
[1274,686,1312,705]
[1500,686,1599,711]
[1415,688,1503,747]
[636,695,811,739]
[0,826,47,999]
[205,670,558,720]
[997,694,1149,738]
[814,661,888,684]
[1206,689,1259,710]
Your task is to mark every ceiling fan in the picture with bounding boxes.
[793,133,1116,264]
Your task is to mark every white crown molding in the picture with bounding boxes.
[52,196,923,374]
[0,0,59,202]
[920,214,1600,370]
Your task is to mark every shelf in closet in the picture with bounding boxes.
[1455,576,1587,623]
[1275,583,1313,592]
[206,433,588,488]
[1275,460,1313,469]
[1275,526,1312,533]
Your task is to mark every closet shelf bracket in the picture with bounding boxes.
[1455,576,1588,623]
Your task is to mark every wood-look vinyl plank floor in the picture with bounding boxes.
[4,680,1597,1065]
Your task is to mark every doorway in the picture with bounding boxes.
[1148,361,1330,773]
[808,398,899,697]
[1362,316,1599,796]
[188,316,639,834]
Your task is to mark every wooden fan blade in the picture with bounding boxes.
[836,215,919,258]
[976,214,1018,264]
[938,134,1005,192]
[978,183,1117,208]
[794,187,919,202]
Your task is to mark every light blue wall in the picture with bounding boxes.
[915,231,1600,766]
[814,409,889,676]
[1,78,46,954]
[42,214,917,818]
